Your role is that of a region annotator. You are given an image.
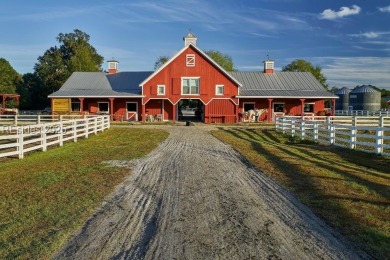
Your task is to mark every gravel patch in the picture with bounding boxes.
[55,125,371,259]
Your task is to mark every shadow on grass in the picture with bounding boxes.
[214,128,388,258]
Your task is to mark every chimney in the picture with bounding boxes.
[107,60,119,74]
[183,31,197,46]
[263,58,274,74]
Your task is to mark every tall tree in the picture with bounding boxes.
[33,29,103,107]
[205,50,235,71]
[282,59,328,89]
[0,58,21,94]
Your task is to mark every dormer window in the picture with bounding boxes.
[186,54,195,67]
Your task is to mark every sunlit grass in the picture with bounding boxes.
[212,128,389,259]
[0,128,168,259]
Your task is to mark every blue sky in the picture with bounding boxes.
[0,0,389,89]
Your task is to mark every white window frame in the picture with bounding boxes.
[304,102,315,113]
[71,100,81,112]
[157,85,165,95]
[98,102,110,113]
[273,102,285,113]
[186,54,195,67]
[242,102,255,112]
[215,85,224,95]
[181,77,200,95]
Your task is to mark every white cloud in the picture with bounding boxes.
[319,5,361,20]
[378,5,390,13]
[348,31,390,39]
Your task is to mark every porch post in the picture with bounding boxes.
[141,100,146,122]
[267,98,273,122]
[332,99,336,115]
[172,103,176,122]
[300,98,306,115]
[109,97,115,121]
[235,101,239,123]
[79,98,84,115]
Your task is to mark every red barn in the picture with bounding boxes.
[49,32,337,123]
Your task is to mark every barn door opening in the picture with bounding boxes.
[126,102,138,121]
[177,99,204,122]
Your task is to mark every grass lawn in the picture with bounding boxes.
[212,128,389,259]
[0,128,168,259]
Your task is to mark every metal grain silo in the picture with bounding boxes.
[334,87,351,110]
[349,85,381,111]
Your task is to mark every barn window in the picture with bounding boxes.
[186,54,195,67]
[157,85,165,95]
[182,77,199,95]
[304,103,314,113]
[71,99,80,112]
[98,102,109,114]
[216,85,224,95]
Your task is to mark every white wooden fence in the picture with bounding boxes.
[0,115,110,159]
[275,116,390,156]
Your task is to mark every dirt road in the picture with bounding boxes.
[55,126,370,259]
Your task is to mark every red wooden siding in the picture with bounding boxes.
[206,99,236,123]
[163,100,173,120]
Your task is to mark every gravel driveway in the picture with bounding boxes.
[55,125,370,259]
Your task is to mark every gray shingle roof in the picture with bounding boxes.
[49,71,153,98]
[229,71,337,98]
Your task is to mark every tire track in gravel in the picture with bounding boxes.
[55,126,371,260]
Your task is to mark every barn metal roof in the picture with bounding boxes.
[229,71,337,98]
[49,71,152,98]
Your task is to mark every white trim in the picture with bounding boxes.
[181,77,200,95]
[242,102,255,112]
[186,54,195,67]
[126,102,138,121]
[49,95,145,98]
[143,97,174,105]
[236,95,339,99]
[157,84,165,95]
[215,84,224,95]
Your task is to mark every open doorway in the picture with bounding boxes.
[177,99,204,122]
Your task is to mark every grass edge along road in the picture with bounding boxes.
[212,128,389,259]
[0,128,168,259]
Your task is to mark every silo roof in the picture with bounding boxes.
[334,87,351,94]
[350,85,379,93]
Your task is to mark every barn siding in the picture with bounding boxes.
[206,99,236,123]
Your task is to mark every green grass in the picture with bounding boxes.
[0,128,168,259]
[212,128,390,259]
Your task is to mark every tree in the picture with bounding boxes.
[282,59,328,89]
[205,50,235,71]
[153,50,235,72]
[0,58,21,94]
[16,73,44,109]
[33,29,104,107]
[154,56,169,70]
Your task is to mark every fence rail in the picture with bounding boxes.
[0,115,110,159]
[275,116,390,156]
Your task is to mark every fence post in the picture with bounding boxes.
[300,118,305,139]
[60,115,63,122]
[37,115,41,125]
[84,118,89,138]
[41,125,47,151]
[352,116,357,126]
[313,122,318,141]
[14,115,18,126]
[376,117,384,154]
[350,126,356,149]
[73,120,77,142]
[291,119,295,136]
[329,124,335,145]
[59,121,64,146]
[17,127,24,159]
[94,117,98,134]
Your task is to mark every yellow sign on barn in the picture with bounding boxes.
[52,99,70,112]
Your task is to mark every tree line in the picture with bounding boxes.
[2,29,387,110]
